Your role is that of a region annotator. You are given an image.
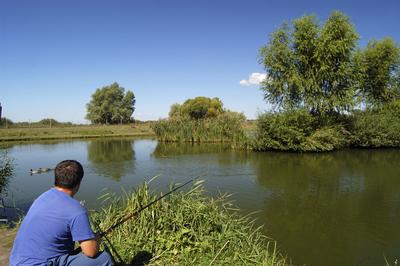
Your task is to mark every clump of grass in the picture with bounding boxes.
[151,112,249,148]
[91,182,287,265]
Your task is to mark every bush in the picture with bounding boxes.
[351,100,400,147]
[253,110,348,152]
[0,152,13,195]
[91,182,287,265]
[0,118,14,127]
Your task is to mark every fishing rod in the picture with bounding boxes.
[73,178,197,254]
[99,178,195,238]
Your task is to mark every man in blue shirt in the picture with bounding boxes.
[10,160,113,266]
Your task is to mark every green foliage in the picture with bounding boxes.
[169,97,224,119]
[86,82,135,124]
[259,11,358,115]
[152,111,247,145]
[356,38,400,107]
[0,118,14,127]
[254,110,347,152]
[0,152,13,195]
[37,118,60,126]
[92,182,287,265]
[351,100,400,147]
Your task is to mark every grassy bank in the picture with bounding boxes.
[92,182,287,265]
[0,123,155,142]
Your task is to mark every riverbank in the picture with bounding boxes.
[0,226,16,265]
[0,182,288,265]
[0,123,155,142]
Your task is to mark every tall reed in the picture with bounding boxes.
[91,181,288,265]
[151,112,248,148]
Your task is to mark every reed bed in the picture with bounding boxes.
[151,112,248,148]
[91,181,287,265]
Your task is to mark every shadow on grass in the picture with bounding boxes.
[116,251,153,266]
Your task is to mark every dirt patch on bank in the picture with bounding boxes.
[0,228,16,266]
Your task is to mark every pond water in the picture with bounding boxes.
[1,138,400,265]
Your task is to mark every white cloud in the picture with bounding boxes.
[239,72,267,86]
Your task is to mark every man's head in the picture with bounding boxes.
[54,160,84,191]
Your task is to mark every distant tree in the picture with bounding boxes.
[38,118,59,126]
[356,38,400,107]
[170,97,223,119]
[86,82,135,124]
[0,117,13,127]
[259,11,359,116]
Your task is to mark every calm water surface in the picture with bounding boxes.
[1,138,400,266]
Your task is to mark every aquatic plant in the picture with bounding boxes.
[151,111,248,147]
[91,181,287,265]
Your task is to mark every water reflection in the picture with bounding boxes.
[87,139,135,181]
[152,142,231,158]
[251,150,400,266]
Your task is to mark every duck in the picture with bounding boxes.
[29,168,53,175]
[39,168,53,172]
[29,169,40,175]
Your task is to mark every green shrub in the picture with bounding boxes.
[351,100,400,147]
[0,152,13,195]
[91,182,287,265]
[253,110,347,152]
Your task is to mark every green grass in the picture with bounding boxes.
[91,181,287,265]
[0,123,155,142]
[151,112,249,148]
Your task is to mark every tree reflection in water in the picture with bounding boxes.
[87,139,135,181]
[250,149,400,266]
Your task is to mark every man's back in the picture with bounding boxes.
[10,188,94,265]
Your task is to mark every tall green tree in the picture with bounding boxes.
[259,11,359,116]
[357,38,400,107]
[86,82,135,124]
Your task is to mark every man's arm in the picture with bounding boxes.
[79,236,99,257]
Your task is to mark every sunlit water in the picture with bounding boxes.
[1,138,400,265]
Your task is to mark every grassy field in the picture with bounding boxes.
[0,123,155,142]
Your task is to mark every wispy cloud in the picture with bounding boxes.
[239,72,267,86]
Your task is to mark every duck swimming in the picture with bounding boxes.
[29,168,54,175]
[29,169,40,175]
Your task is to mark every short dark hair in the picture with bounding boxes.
[54,160,84,189]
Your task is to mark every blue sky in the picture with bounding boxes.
[1,0,399,123]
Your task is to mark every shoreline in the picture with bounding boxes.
[0,124,156,143]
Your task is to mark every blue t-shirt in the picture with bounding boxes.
[10,188,95,266]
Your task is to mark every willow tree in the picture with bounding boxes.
[356,38,400,107]
[169,97,224,119]
[86,82,136,124]
[259,11,359,116]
